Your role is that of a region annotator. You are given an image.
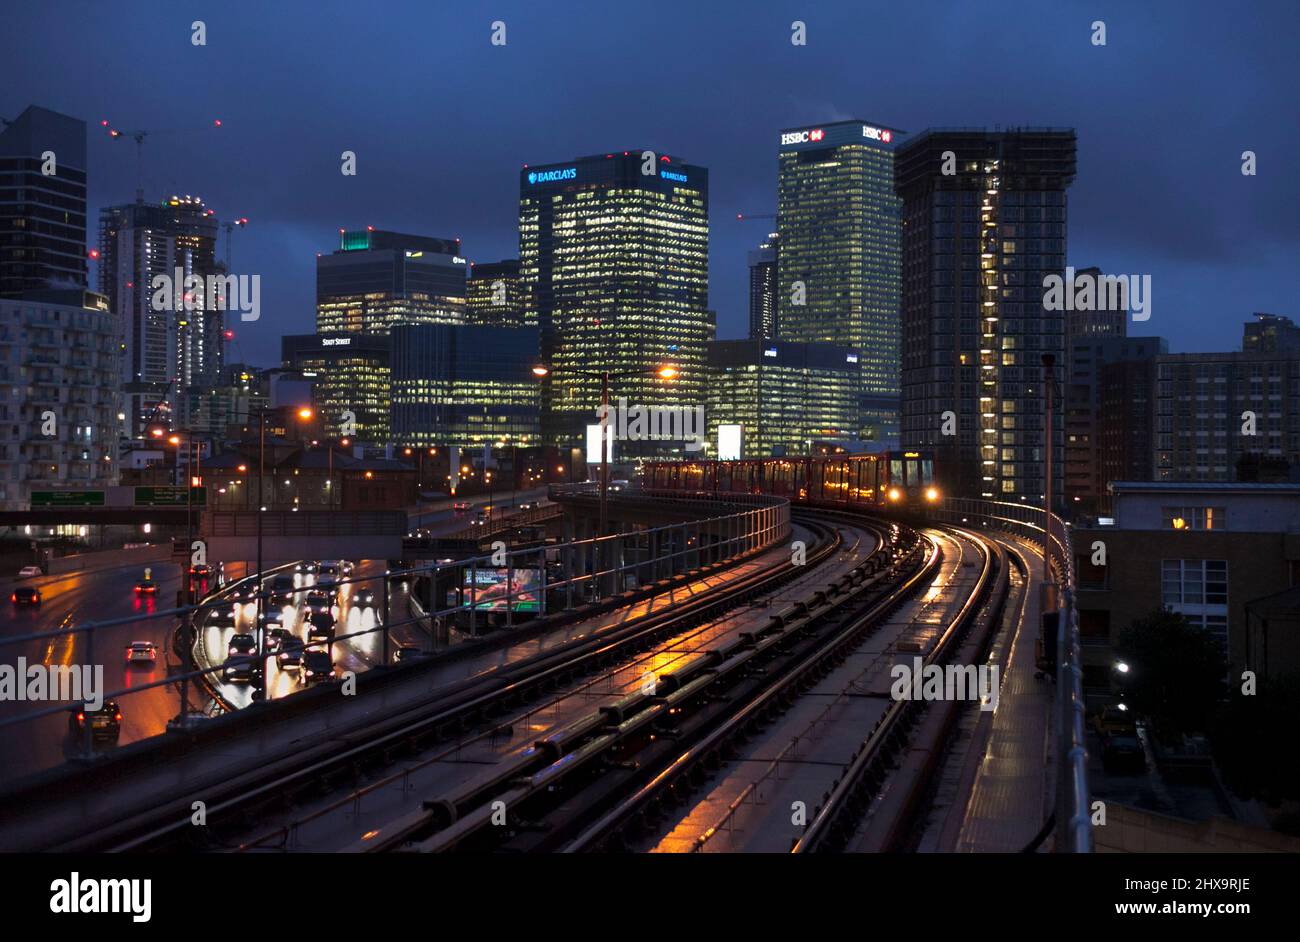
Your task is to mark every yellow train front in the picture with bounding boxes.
[642,451,939,510]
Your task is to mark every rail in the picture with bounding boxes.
[919,497,1092,853]
[0,488,790,777]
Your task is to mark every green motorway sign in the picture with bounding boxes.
[29,490,105,508]
[134,486,206,507]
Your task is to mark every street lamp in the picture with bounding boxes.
[531,363,678,537]
[252,404,313,699]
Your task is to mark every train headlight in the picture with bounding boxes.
[888,487,902,502]
[925,487,940,502]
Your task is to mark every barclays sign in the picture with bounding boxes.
[527,167,577,184]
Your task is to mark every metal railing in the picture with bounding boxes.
[0,487,790,776]
[920,497,1092,853]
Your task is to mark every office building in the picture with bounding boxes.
[705,339,860,458]
[316,228,466,334]
[747,233,778,340]
[0,290,119,510]
[1155,346,1300,482]
[389,323,540,448]
[282,333,391,445]
[519,150,711,451]
[1243,312,1300,354]
[776,120,901,440]
[896,128,1077,503]
[98,195,222,437]
[1065,335,1166,513]
[0,106,87,298]
[1098,354,1161,511]
[467,259,526,327]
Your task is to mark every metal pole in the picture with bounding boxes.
[1042,353,1055,584]
[180,435,193,727]
[382,568,390,665]
[255,410,265,697]
[599,371,609,538]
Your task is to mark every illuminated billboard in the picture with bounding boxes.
[586,424,616,464]
[718,424,744,461]
[459,568,541,612]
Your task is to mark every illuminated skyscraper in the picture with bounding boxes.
[519,151,711,451]
[99,195,221,437]
[705,340,860,458]
[895,128,1077,502]
[282,333,391,445]
[747,233,778,341]
[776,120,901,442]
[467,259,526,327]
[316,228,466,334]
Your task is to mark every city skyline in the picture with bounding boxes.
[4,0,1296,367]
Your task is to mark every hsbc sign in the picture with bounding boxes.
[780,128,826,146]
[862,125,893,143]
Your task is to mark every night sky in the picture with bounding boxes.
[4,0,1297,366]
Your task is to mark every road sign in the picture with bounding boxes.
[29,490,105,507]
[134,486,206,507]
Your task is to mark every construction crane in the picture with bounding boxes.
[101,117,223,201]
[221,216,249,271]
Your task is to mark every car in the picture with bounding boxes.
[306,611,335,643]
[189,563,213,578]
[317,562,341,580]
[352,587,376,608]
[134,579,158,595]
[295,560,319,576]
[125,641,157,665]
[17,565,42,578]
[11,586,41,606]
[453,501,470,513]
[268,574,297,606]
[1101,731,1146,773]
[68,700,122,744]
[315,576,340,597]
[339,560,355,576]
[1093,704,1136,738]
[207,604,238,628]
[256,609,286,631]
[303,590,334,614]
[276,638,305,670]
[394,645,430,664]
[517,502,534,510]
[224,633,258,682]
[302,650,334,684]
[264,628,294,653]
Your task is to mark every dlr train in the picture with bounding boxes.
[641,451,940,509]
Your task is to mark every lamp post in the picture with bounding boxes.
[252,405,313,699]
[531,363,678,538]
[166,430,200,728]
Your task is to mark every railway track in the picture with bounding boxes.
[335,511,933,853]
[80,509,869,852]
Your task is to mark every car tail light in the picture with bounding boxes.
[76,712,85,723]
[9,594,14,602]
[114,713,122,722]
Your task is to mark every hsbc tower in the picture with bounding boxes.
[775,119,902,443]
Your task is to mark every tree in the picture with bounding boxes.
[1114,609,1226,737]
[1211,673,1300,818]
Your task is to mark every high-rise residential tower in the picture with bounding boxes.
[519,151,711,450]
[896,128,1077,503]
[776,120,902,441]
[0,106,88,298]
[747,233,778,340]
[99,195,221,437]
[316,228,466,334]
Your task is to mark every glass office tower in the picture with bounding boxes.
[776,120,901,442]
[519,151,711,452]
[316,229,466,334]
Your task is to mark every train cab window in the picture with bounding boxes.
[921,459,934,484]
[904,458,919,486]
[890,459,903,484]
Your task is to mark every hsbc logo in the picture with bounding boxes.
[862,125,893,143]
[780,128,825,146]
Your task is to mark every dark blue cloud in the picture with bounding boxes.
[3,0,1296,363]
